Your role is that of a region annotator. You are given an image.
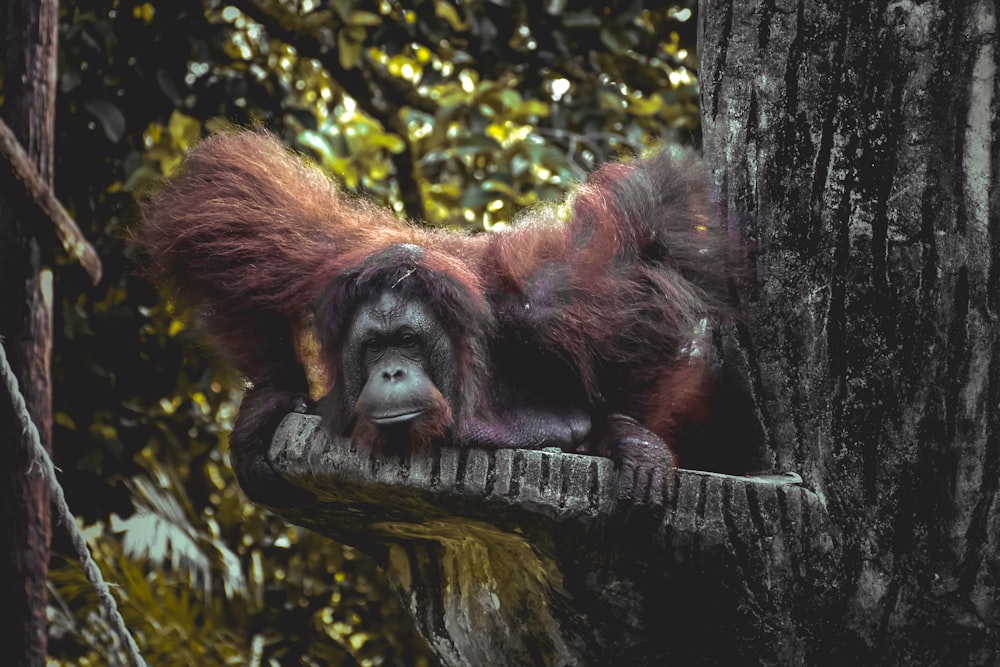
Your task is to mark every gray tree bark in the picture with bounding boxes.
[0,0,59,664]
[700,0,999,662]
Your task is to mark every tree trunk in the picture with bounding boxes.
[0,1,59,664]
[700,0,999,662]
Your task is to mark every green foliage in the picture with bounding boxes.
[47,0,698,664]
[49,455,429,666]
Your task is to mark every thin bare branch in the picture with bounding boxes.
[0,118,102,284]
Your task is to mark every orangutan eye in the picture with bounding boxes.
[398,332,420,349]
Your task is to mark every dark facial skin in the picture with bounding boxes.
[343,291,456,438]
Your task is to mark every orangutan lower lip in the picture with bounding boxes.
[370,411,425,425]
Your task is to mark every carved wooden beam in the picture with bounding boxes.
[0,118,101,284]
[262,413,840,665]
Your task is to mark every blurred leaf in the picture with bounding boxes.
[299,129,336,164]
[166,111,202,152]
[461,184,495,208]
[600,24,640,55]
[434,0,467,31]
[454,134,502,157]
[545,0,568,15]
[369,132,406,153]
[83,98,126,143]
[628,93,664,116]
[338,26,367,69]
[481,178,514,195]
[55,411,77,431]
[347,10,382,27]
[562,9,601,29]
[510,98,550,121]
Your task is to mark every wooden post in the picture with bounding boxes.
[0,1,60,664]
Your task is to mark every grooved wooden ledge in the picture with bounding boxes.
[261,413,840,666]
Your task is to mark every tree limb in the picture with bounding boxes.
[0,118,102,284]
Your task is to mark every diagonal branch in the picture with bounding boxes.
[0,118,102,284]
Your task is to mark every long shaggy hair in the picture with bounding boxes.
[134,129,738,455]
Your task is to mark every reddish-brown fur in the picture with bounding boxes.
[135,130,742,501]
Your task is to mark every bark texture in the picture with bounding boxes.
[0,1,59,664]
[699,0,999,662]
